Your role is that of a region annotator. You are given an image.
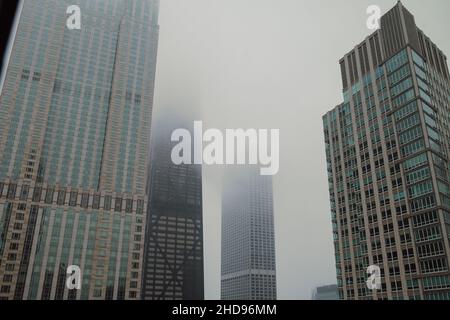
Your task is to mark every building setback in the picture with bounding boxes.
[0,0,159,299]
[221,166,276,300]
[323,2,450,300]
[142,119,204,300]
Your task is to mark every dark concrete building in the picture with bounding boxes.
[142,118,204,300]
[323,2,450,300]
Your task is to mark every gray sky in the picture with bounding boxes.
[152,0,450,299]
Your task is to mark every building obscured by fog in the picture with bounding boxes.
[142,116,204,299]
[221,166,277,300]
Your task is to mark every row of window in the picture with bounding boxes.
[414,225,441,243]
[0,182,144,214]
[406,166,431,186]
[396,112,420,133]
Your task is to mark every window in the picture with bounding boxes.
[126,199,133,213]
[410,195,435,213]
[45,188,54,204]
[1,285,11,293]
[424,114,437,129]
[7,184,17,199]
[423,276,450,290]
[408,180,433,198]
[411,50,425,69]
[392,89,415,109]
[420,257,447,273]
[388,64,411,86]
[57,190,66,205]
[114,198,122,212]
[394,100,417,121]
[92,194,100,210]
[403,153,428,171]
[390,77,413,97]
[137,200,144,215]
[81,193,89,208]
[69,191,78,206]
[406,167,430,185]
[427,127,440,142]
[104,196,112,211]
[396,112,420,133]
[418,241,445,258]
[399,126,423,145]
[386,49,408,73]
[20,185,29,200]
[417,77,429,92]
[419,89,431,105]
[415,225,441,243]
[415,65,427,81]
[32,187,42,202]
[422,102,436,118]
[401,139,425,157]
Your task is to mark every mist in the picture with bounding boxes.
[151,0,450,299]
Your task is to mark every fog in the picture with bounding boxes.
[152,0,450,299]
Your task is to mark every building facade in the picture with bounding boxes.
[323,2,450,300]
[221,166,277,300]
[0,0,159,299]
[142,119,204,300]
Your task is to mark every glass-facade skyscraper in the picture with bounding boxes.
[323,2,450,300]
[221,166,277,300]
[0,0,159,299]
[142,118,204,300]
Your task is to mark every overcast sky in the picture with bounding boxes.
[152,0,450,299]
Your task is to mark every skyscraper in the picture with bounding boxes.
[0,0,159,300]
[142,117,204,300]
[221,166,277,300]
[323,2,450,300]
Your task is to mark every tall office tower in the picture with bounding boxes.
[142,118,204,300]
[323,2,450,300]
[0,0,159,300]
[221,166,277,300]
